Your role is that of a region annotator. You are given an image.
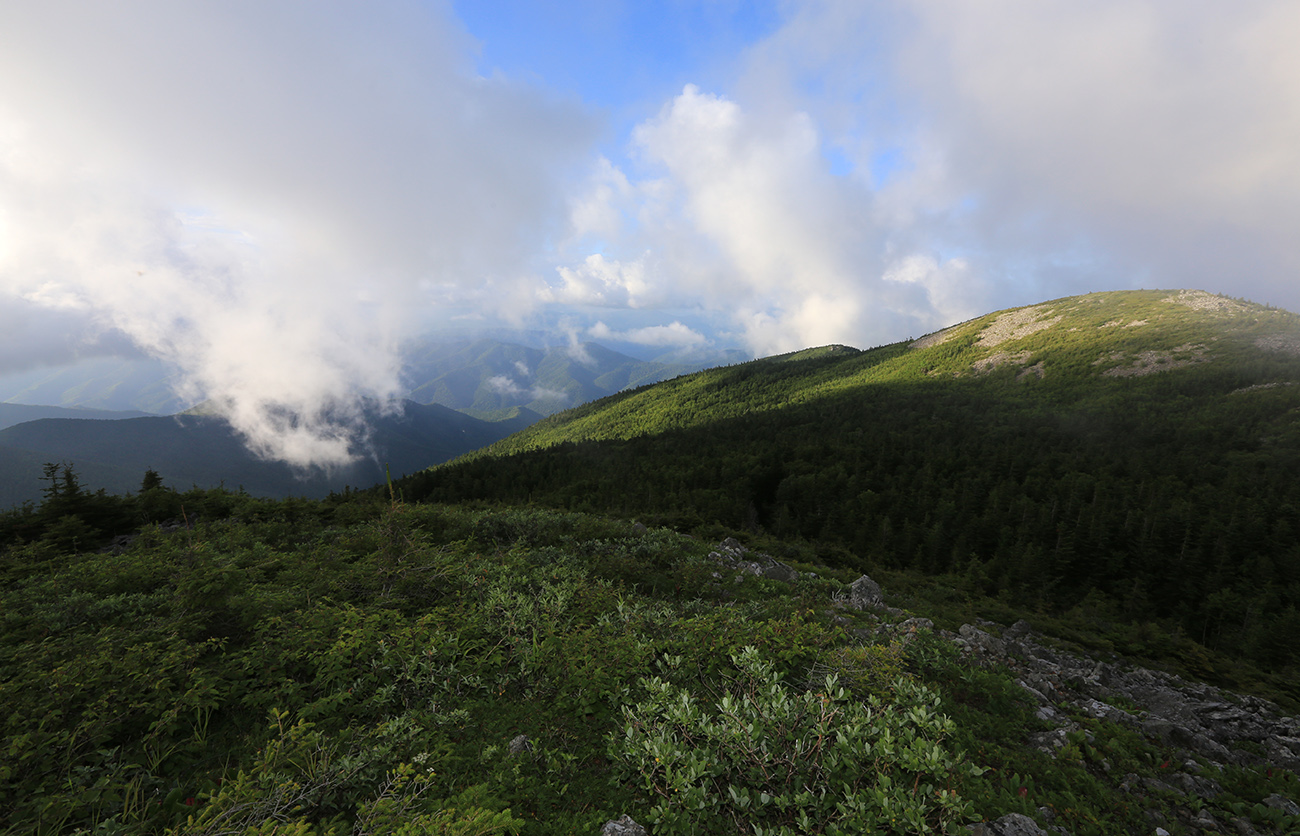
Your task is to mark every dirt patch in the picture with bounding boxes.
[1017,362,1046,381]
[976,306,1064,348]
[1255,334,1300,356]
[1230,381,1298,394]
[911,326,963,350]
[1100,344,1210,377]
[972,351,1032,374]
[1163,290,1245,313]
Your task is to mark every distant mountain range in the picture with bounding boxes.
[0,400,533,510]
[401,338,745,418]
[0,403,153,431]
[0,338,742,508]
[0,339,747,416]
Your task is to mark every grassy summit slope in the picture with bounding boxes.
[465,289,1300,456]
[404,290,1300,686]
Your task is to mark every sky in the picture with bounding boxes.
[1,0,1298,465]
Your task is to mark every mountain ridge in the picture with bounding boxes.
[399,289,1300,698]
[447,289,1300,459]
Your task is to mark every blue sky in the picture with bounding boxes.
[1,1,1298,463]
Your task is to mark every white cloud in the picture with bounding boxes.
[585,84,964,355]
[486,374,568,405]
[542,254,652,308]
[742,0,1300,309]
[555,1,1300,358]
[588,320,706,347]
[0,1,598,466]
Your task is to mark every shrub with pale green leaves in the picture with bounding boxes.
[610,646,979,835]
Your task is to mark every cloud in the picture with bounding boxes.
[0,1,598,466]
[552,1,1300,359]
[570,83,972,355]
[588,320,707,348]
[741,0,1300,308]
[486,374,569,405]
[486,375,524,396]
[542,254,651,308]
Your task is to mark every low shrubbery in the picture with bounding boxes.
[3,491,1298,835]
[611,646,978,835]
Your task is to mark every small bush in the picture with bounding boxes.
[610,646,980,835]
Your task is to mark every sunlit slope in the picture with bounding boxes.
[460,289,1300,458]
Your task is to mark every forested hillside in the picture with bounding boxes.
[403,290,1300,688]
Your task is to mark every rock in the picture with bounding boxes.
[1166,771,1222,799]
[600,814,647,836]
[707,539,800,583]
[958,623,1006,657]
[848,575,884,609]
[1192,807,1218,829]
[1228,816,1262,836]
[1004,619,1034,640]
[507,734,532,755]
[976,812,1048,835]
[759,561,801,583]
[1263,793,1300,816]
[897,616,934,633]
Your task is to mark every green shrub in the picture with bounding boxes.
[610,646,980,835]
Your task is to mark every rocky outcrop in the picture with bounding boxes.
[599,814,647,836]
[708,538,802,583]
[848,574,884,609]
[947,618,1300,773]
[840,575,1300,836]
[969,812,1052,835]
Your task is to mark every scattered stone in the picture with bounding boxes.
[1193,807,1219,830]
[957,623,1006,657]
[847,575,884,610]
[971,812,1048,835]
[599,815,647,836]
[1228,816,1262,836]
[1163,289,1244,312]
[976,305,1063,348]
[935,604,1300,772]
[896,616,934,634]
[1263,793,1300,816]
[1166,771,1222,799]
[707,539,801,583]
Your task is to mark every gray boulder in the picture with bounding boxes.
[1263,793,1300,816]
[970,812,1048,835]
[600,814,647,836]
[848,575,884,609]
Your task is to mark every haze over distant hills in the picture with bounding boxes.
[0,338,744,416]
[0,338,742,508]
[0,400,533,510]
